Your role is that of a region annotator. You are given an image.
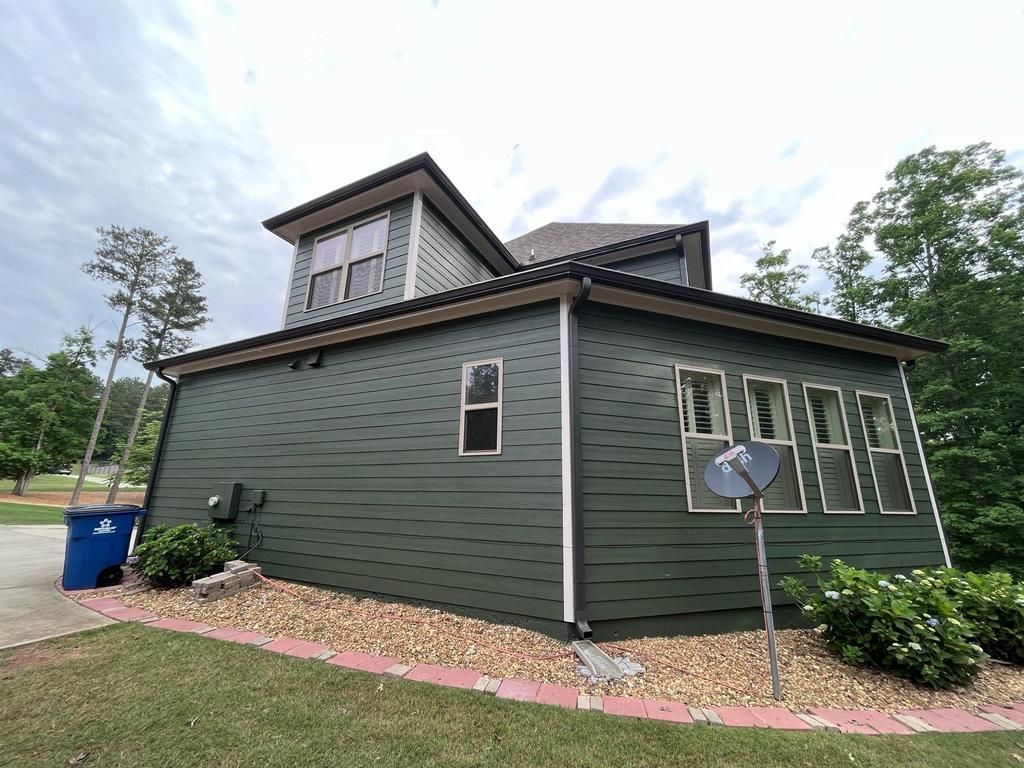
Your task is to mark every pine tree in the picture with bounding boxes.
[72,227,174,505]
[107,257,208,502]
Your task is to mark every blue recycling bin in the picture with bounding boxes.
[62,504,146,590]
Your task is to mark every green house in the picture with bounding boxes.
[142,153,951,640]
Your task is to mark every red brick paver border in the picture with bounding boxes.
[404,664,481,689]
[328,651,399,675]
[900,708,1004,733]
[535,683,579,709]
[495,678,542,702]
[61,584,1024,735]
[809,708,913,735]
[714,707,811,730]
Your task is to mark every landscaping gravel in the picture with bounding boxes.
[118,579,1024,713]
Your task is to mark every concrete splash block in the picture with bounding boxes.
[572,640,624,680]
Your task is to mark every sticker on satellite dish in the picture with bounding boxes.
[704,440,781,499]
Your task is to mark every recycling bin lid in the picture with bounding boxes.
[63,503,144,517]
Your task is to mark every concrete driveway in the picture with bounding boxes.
[0,525,112,649]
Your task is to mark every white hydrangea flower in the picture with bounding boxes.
[878,580,890,588]
[824,590,840,600]
[908,642,922,651]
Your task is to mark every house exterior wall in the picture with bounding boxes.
[607,250,685,285]
[413,199,496,297]
[146,301,565,627]
[282,195,413,329]
[577,304,947,638]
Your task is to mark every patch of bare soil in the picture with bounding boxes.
[0,645,86,677]
[0,491,144,507]
[122,579,1024,713]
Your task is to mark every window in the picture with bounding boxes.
[307,215,389,309]
[857,392,916,514]
[743,376,805,512]
[676,366,737,512]
[803,384,863,513]
[459,359,502,455]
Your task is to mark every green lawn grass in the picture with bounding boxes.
[0,473,109,493]
[0,500,65,524]
[2,624,1023,768]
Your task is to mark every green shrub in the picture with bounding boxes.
[932,568,1024,664]
[134,523,237,587]
[780,556,983,689]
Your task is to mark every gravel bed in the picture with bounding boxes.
[120,580,1024,713]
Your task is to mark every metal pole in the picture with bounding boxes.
[752,498,782,701]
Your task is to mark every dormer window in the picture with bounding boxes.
[307,214,389,309]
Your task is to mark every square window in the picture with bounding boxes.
[306,215,389,310]
[463,409,498,453]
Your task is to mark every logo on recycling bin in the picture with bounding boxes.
[92,518,116,535]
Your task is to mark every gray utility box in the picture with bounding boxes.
[208,482,241,521]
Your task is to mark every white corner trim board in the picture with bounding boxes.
[898,360,951,566]
[404,189,424,300]
[559,295,574,623]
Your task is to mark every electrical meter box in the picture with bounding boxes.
[207,482,241,521]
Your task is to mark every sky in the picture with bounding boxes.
[1,1,1022,378]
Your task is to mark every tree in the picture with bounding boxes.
[118,418,161,488]
[0,349,30,377]
[0,328,99,495]
[812,202,881,324]
[71,226,174,505]
[868,143,1024,573]
[740,241,819,310]
[95,377,147,462]
[107,257,208,502]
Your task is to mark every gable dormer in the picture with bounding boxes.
[265,154,516,330]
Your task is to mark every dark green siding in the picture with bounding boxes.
[414,199,495,297]
[577,304,945,638]
[608,250,684,285]
[283,196,412,329]
[147,302,564,621]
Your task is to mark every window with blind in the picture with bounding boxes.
[803,384,863,513]
[676,366,736,511]
[857,392,915,513]
[306,215,389,310]
[459,359,502,455]
[743,376,805,512]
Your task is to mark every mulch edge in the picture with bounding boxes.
[64,593,1024,736]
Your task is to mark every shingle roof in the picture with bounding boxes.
[504,222,681,264]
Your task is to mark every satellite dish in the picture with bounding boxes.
[704,440,780,500]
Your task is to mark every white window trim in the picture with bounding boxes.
[855,390,918,515]
[458,357,503,456]
[674,364,740,513]
[802,382,865,514]
[304,210,391,312]
[741,374,807,514]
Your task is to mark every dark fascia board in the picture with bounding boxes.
[149,261,947,372]
[262,152,520,272]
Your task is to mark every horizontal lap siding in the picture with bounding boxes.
[578,304,945,625]
[283,196,413,329]
[146,302,564,621]
[607,250,684,285]
[414,199,495,297]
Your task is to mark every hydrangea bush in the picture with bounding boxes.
[134,523,237,587]
[780,555,983,689]
[932,568,1024,664]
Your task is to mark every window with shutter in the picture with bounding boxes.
[857,392,915,513]
[676,366,736,512]
[306,213,389,309]
[743,377,805,512]
[803,385,863,513]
